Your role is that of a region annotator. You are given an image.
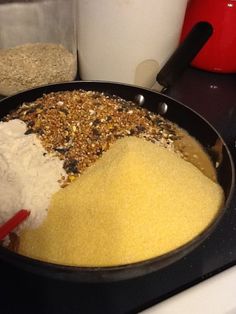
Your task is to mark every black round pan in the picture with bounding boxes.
[0,80,234,283]
[0,22,234,283]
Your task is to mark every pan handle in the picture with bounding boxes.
[156,21,213,90]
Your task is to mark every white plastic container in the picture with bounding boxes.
[77,0,188,88]
[0,0,77,96]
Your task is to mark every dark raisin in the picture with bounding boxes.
[129,129,136,135]
[60,108,69,115]
[106,116,112,122]
[63,159,79,174]
[27,120,35,127]
[92,118,100,126]
[54,147,69,153]
[92,128,100,137]
[24,128,34,135]
[96,148,103,156]
[35,128,44,135]
[136,125,146,132]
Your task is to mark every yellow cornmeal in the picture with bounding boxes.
[19,137,224,266]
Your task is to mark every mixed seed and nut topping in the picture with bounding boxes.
[5,89,181,184]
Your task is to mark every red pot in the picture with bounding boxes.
[181,0,236,73]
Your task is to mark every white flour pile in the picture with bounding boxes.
[0,119,66,234]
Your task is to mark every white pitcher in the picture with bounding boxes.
[77,0,188,88]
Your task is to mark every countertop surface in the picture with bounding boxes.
[0,67,235,314]
[143,265,236,314]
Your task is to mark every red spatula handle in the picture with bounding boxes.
[0,209,30,241]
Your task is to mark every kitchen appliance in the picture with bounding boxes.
[181,0,236,73]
